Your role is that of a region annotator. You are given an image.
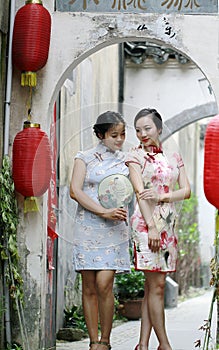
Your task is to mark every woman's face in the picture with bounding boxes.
[103,122,126,151]
[135,115,161,150]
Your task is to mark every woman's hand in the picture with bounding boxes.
[139,188,160,203]
[148,226,160,253]
[101,207,127,222]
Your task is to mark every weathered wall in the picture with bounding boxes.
[26,13,219,124]
[56,44,120,331]
[59,44,120,186]
[9,1,219,348]
[0,2,9,348]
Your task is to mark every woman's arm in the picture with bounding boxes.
[70,158,127,221]
[138,165,191,203]
[128,162,160,252]
[161,165,191,202]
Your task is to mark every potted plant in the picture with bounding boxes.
[114,267,145,320]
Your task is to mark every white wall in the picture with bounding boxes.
[123,59,215,123]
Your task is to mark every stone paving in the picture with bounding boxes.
[56,289,217,350]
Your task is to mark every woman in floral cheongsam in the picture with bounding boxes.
[125,108,191,350]
[70,111,130,350]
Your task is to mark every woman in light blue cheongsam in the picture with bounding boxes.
[70,111,131,350]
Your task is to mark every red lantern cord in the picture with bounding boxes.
[12,122,52,199]
[204,114,219,209]
[12,0,51,87]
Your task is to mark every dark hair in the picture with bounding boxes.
[93,111,125,139]
[134,108,163,132]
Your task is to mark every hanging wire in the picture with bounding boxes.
[26,86,33,121]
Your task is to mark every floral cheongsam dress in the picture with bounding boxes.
[126,145,184,273]
[72,142,130,273]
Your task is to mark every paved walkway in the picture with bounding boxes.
[56,289,217,350]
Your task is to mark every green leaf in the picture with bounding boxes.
[0,155,23,303]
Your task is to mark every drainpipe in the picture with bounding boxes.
[4,0,15,155]
[3,0,16,345]
[118,42,124,115]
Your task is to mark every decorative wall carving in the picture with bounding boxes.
[56,0,218,13]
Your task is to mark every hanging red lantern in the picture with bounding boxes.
[12,0,51,87]
[204,114,219,209]
[12,121,52,200]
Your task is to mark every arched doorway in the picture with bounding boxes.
[54,39,217,337]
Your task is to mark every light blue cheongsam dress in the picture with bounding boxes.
[72,142,130,272]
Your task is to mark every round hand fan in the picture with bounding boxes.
[98,174,133,210]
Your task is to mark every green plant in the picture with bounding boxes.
[0,155,23,302]
[194,210,219,349]
[115,267,145,300]
[171,192,200,295]
[6,343,23,350]
[64,305,88,333]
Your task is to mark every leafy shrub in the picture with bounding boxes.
[64,305,87,333]
[171,192,201,295]
[115,267,145,300]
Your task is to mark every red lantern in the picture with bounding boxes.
[12,0,51,87]
[204,114,219,209]
[12,121,52,198]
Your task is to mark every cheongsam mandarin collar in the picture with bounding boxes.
[94,142,123,161]
[138,144,163,162]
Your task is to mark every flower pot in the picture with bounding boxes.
[118,299,142,320]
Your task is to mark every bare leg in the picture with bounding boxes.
[96,270,115,350]
[81,271,99,350]
[138,277,152,350]
[146,272,172,350]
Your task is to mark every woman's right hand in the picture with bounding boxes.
[139,188,160,203]
[101,207,127,221]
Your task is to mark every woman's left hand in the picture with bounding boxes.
[139,188,159,203]
[148,226,160,253]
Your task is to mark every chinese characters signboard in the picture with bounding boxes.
[56,0,218,14]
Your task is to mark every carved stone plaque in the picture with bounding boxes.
[56,0,218,14]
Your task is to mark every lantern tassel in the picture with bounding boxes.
[24,197,39,213]
[21,72,37,87]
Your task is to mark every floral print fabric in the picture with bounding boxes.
[72,142,130,272]
[126,146,184,272]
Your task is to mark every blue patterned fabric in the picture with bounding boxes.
[72,142,130,272]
